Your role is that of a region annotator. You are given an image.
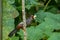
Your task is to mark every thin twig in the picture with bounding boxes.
[22,0,27,40]
[43,0,51,11]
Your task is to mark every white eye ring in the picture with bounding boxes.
[34,15,36,19]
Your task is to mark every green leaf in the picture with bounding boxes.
[25,5,32,10]
[35,10,60,23]
[47,6,58,14]
[3,0,19,40]
[47,33,60,40]
[35,10,46,23]
[25,0,39,10]
[55,0,60,4]
[6,0,15,4]
[35,10,60,36]
[18,26,45,40]
[3,0,19,19]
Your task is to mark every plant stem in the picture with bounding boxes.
[43,0,51,11]
[22,0,27,40]
[0,0,2,40]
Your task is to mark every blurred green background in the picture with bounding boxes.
[3,0,60,40]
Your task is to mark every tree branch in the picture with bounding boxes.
[22,0,27,40]
[43,0,51,11]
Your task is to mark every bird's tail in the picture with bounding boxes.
[8,28,17,37]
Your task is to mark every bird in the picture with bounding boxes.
[8,15,36,37]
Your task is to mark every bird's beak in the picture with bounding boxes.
[34,15,36,19]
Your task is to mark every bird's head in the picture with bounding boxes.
[31,15,36,19]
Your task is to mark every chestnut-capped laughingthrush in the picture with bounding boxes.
[8,15,36,37]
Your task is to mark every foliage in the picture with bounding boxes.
[3,0,19,40]
[47,33,60,40]
[18,10,60,40]
[3,0,60,40]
